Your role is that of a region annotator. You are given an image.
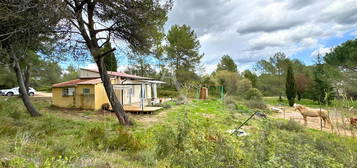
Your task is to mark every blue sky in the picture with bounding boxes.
[290,29,357,66]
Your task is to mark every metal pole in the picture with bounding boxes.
[141,84,144,113]
[236,111,258,130]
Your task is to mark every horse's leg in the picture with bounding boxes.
[303,116,307,125]
[322,117,326,128]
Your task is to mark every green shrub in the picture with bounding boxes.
[81,126,144,152]
[82,126,108,149]
[155,117,244,167]
[224,96,238,110]
[176,94,188,104]
[244,100,266,110]
[107,127,144,152]
[274,119,304,132]
[158,89,178,98]
[131,149,157,166]
[244,88,263,101]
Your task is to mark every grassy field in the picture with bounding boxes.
[0,97,356,167]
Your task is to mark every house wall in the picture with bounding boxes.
[52,85,96,109]
[75,85,95,109]
[52,78,155,110]
[52,87,75,108]
[94,83,110,110]
[93,78,121,110]
[79,69,100,78]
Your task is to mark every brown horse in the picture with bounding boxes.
[293,104,333,128]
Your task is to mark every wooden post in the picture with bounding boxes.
[199,87,208,100]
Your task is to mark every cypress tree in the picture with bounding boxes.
[286,63,297,106]
[103,42,118,71]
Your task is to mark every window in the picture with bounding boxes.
[83,88,90,96]
[63,87,75,96]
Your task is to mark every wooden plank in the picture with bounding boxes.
[123,106,163,112]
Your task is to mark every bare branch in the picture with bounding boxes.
[99,48,116,58]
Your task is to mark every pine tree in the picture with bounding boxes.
[166,24,203,72]
[103,42,118,71]
[286,63,297,106]
[216,55,238,72]
[312,53,334,104]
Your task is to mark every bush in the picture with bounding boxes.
[224,96,238,110]
[155,117,244,167]
[244,100,266,110]
[244,88,263,101]
[176,94,188,104]
[215,70,240,95]
[158,89,178,98]
[274,119,304,132]
[244,120,343,167]
[108,127,144,152]
[237,79,252,96]
[81,126,144,152]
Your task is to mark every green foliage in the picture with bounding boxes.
[243,70,258,88]
[311,54,334,104]
[81,126,144,152]
[175,68,200,84]
[325,39,357,72]
[158,89,178,98]
[215,70,240,95]
[244,100,267,110]
[0,67,17,89]
[286,63,297,106]
[237,79,253,96]
[244,88,263,101]
[103,42,118,71]
[155,116,244,167]
[273,119,304,132]
[244,120,350,168]
[1,95,357,167]
[257,74,282,96]
[224,96,238,110]
[216,55,238,72]
[166,24,203,73]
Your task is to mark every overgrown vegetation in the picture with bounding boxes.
[0,97,356,167]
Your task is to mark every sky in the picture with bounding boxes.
[164,0,357,73]
[82,0,357,74]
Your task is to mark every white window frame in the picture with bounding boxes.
[63,87,75,96]
[83,88,90,96]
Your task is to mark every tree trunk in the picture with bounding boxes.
[13,57,41,117]
[24,65,31,93]
[96,56,131,125]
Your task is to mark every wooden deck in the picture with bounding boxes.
[123,106,163,114]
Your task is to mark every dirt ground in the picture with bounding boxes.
[268,105,357,137]
[34,92,52,98]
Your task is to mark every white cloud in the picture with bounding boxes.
[165,0,357,70]
[311,47,332,58]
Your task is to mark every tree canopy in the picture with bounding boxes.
[216,55,237,72]
[166,24,203,72]
[61,0,172,125]
[325,39,357,73]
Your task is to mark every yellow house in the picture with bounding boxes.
[52,68,163,110]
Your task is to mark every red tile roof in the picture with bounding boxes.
[81,68,152,80]
[52,78,102,88]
